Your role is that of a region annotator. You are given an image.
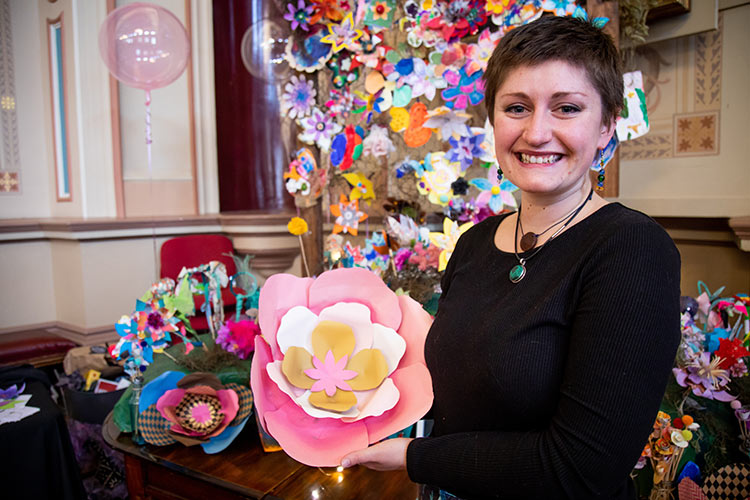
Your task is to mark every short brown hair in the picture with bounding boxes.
[483,16,623,126]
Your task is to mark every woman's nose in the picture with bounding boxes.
[522,111,553,146]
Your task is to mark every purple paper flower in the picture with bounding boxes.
[447,133,484,171]
[673,351,736,401]
[298,107,342,152]
[441,68,485,110]
[281,75,316,120]
[393,248,414,271]
[284,0,314,32]
[0,383,25,403]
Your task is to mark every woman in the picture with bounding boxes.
[342,16,680,500]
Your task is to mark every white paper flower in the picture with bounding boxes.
[281,75,316,120]
[362,124,396,158]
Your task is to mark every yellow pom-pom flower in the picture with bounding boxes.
[287,217,309,236]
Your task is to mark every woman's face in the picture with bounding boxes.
[492,60,614,200]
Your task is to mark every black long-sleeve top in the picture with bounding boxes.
[406,203,681,499]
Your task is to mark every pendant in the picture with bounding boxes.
[520,232,537,252]
[509,262,526,283]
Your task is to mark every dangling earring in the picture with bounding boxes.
[596,150,605,191]
[496,165,503,184]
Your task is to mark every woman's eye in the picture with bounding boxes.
[505,105,526,114]
[559,105,581,114]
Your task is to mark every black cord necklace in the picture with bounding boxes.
[509,188,594,283]
[518,200,581,251]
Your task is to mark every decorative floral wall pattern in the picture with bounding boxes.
[0,0,21,194]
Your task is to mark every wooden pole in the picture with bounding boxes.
[298,201,324,277]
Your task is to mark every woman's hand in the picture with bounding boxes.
[340,438,413,471]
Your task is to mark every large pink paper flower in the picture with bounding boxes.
[251,267,433,466]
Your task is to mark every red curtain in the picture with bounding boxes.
[212,0,294,212]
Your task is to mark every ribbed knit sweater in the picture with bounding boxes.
[406,203,681,500]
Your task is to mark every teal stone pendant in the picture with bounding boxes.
[509,262,526,283]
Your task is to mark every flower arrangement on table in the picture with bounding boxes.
[632,281,750,496]
[251,267,433,466]
[111,261,263,454]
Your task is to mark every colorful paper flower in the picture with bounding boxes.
[137,371,254,454]
[362,124,395,158]
[429,217,474,271]
[0,383,25,404]
[364,0,396,28]
[447,132,485,171]
[320,13,363,53]
[490,0,543,29]
[403,102,433,148]
[298,107,342,152]
[541,0,577,17]
[385,214,429,247]
[423,106,471,141]
[425,0,489,42]
[464,28,502,76]
[469,172,518,213]
[408,241,442,271]
[287,216,309,236]
[330,124,364,170]
[442,67,485,110]
[216,319,261,360]
[112,300,181,373]
[416,152,462,207]
[342,171,376,203]
[310,0,345,23]
[673,351,736,402]
[281,75,316,120]
[286,30,334,73]
[284,0,315,31]
[251,267,433,466]
[330,194,368,235]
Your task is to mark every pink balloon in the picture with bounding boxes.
[98,2,190,90]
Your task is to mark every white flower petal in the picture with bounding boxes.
[318,302,375,353]
[371,324,406,374]
[342,378,400,422]
[276,306,317,355]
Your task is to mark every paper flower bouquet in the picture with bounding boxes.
[251,267,433,466]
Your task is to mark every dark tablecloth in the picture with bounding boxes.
[0,365,85,500]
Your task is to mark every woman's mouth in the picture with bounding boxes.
[517,153,563,165]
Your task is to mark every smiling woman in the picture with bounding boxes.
[341,16,682,500]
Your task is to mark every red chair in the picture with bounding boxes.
[160,235,237,332]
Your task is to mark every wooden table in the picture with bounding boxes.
[103,413,419,500]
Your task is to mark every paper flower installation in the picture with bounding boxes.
[280,75,316,120]
[0,383,25,404]
[490,0,543,29]
[362,124,395,158]
[342,171,376,203]
[137,371,254,454]
[284,0,314,31]
[442,67,485,110]
[403,102,432,148]
[464,28,502,76]
[298,107,342,152]
[216,319,260,360]
[416,152,462,207]
[251,267,433,466]
[320,13,363,53]
[330,194,368,235]
[425,0,489,42]
[429,217,474,271]
[385,214,429,247]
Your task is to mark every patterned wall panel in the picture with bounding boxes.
[0,0,21,194]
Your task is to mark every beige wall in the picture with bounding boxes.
[618,5,750,217]
[0,241,57,326]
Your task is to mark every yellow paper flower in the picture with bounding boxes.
[429,217,474,271]
[287,217,309,236]
[342,172,375,203]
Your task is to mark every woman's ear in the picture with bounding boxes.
[598,117,616,150]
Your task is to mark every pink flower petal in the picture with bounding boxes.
[215,389,240,425]
[251,335,288,433]
[395,295,432,369]
[259,274,314,360]
[156,388,186,420]
[308,268,401,331]
[265,401,370,466]
[364,363,433,443]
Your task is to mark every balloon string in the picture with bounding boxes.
[146,89,158,281]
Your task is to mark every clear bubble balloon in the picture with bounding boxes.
[98,2,190,90]
[241,17,292,84]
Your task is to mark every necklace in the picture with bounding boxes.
[518,202,581,252]
[509,188,593,283]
